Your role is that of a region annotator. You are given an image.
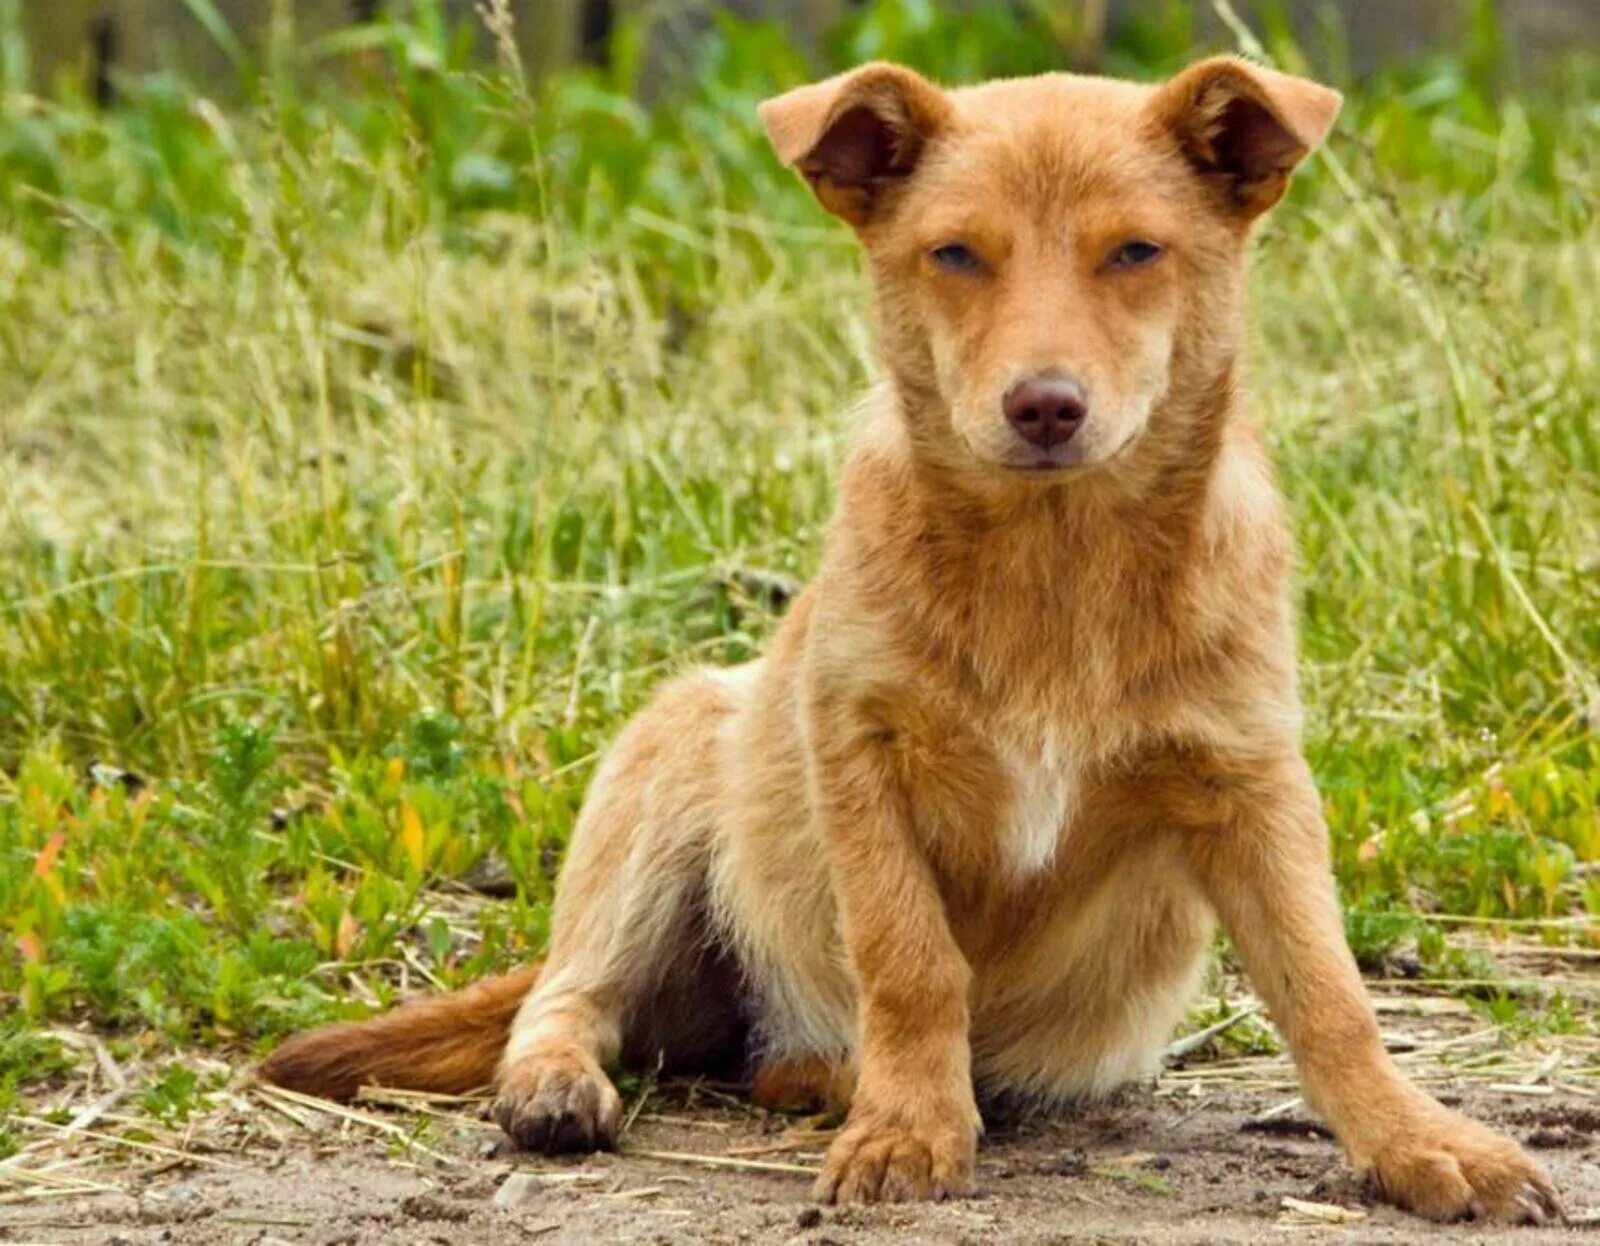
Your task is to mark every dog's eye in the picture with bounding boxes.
[1109,240,1164,270]
[930,244,982,273]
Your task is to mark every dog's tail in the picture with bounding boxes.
[256,964,540,1102]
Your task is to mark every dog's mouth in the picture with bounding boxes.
[952,404,1150,480]
[1010,455,1079,474]
[998,427,1142,477]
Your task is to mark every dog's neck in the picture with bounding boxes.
[827,354,1274,725]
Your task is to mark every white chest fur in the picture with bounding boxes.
[997,740,1078,878]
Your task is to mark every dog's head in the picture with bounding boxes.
[761,58,1339,482]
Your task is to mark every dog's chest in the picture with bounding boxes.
[995,738,1079,878]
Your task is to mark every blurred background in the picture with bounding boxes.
[16,1,1600,98]
[0,0,1595,1167]
[5,1,1598,247]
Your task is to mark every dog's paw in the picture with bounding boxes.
[1361,1110,1561,1224]
[492,1048,621,1154]
[814,1109,975,1204]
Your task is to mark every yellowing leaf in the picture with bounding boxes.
[26,783,55,830]
[335,909,361,959]
[400,802,425,872]
[129,789,152,837]
[17,931,44,964]
[33,831,65,878]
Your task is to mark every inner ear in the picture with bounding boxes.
[802,106,906,187]
[1150,56,1341,220]
[1208,94,1306,188]
[760,63,950,228]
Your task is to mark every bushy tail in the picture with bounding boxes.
[257,965,540,1102]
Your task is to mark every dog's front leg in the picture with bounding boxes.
[1189,753,1560,1223]
[806,692,980,1204]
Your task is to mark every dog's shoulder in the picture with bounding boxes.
[1202,420,1289,554]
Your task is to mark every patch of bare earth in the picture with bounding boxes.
[4,976,1597,1244]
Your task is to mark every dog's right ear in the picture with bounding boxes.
[759,62,951,228]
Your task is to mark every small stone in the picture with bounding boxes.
[400,1193,471,1222]
[493,1171,546,1211]
[461,853,519,897]
[795,1206,823,1229]
[1036,1150,1089,1178]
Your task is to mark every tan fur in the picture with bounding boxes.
[750,1054,855,1116]
[261,57,1559,1223]
[258,965,538,1100]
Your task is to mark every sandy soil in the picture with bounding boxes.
[5,1075,1597,1245]
[7,952,1598,1245]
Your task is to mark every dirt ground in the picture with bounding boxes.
[6,999,1599,1246]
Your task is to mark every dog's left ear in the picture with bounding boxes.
[1148,55,1341,219]
[759,62,952,228]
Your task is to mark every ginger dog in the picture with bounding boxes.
[263,57,1560,1222]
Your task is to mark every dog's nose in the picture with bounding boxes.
[1003,375,1088,449]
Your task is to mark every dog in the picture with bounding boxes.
[262,56,1560,1222]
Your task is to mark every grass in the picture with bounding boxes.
[0,1,1596,1131]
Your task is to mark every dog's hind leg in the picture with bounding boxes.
[751,1054,855,1116]
[493,670,748,1153]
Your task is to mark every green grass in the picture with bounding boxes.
[0,1,1596,1114]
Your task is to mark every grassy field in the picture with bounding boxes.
[0,1,1596,1149]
